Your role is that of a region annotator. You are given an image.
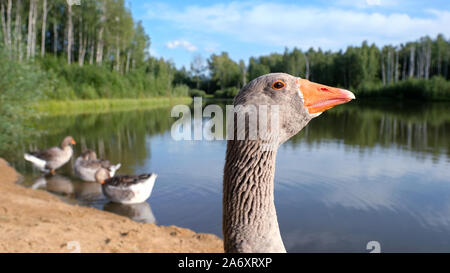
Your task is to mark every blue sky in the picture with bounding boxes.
[130,0,450,69]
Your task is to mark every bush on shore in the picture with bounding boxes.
[0,47,48,151]
[357,76,450,101]
[213,87,239,98]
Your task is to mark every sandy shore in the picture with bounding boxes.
[0,158,223,253]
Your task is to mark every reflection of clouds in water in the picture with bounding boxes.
[408,204,450,231]
[282,229,366,252]
[277,141,450,230]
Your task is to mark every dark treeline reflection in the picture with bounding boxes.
[289,100,450,160]
[202,99,450,160]
[11,100,450,173]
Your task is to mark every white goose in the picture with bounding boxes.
[94,168,157,204]
[74,149,121,182]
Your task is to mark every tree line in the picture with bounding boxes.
[183,35,450,100]
[0,0,149,70]
[0,0,449,100]
[0,0,187,99]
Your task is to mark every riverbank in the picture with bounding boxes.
[0,158,222,253]
[34,97,193,116]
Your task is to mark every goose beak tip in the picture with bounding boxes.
[340,88,356,100]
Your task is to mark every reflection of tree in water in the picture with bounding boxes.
[289,101,450,159]
[14,107,175,173]
[10,101,450,173]
[211,99,450,159]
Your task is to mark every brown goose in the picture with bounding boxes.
[223,73,355,253]
[74,149,121,182]
[24,136,76,174]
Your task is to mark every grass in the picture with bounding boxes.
[357,76,450,101]
[33,97,193,116]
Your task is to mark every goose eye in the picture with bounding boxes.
[272,80,285,90]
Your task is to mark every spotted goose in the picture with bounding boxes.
[95,168,157,204]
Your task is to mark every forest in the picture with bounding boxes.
[183,36,450,100]
[0,0,449,103]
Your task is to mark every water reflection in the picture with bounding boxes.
[9,100,450,252]
[73,181,103,202]
[290,101,450,159]
[104,202,156,224]
[30,173,157,224]
[31,174,74,196]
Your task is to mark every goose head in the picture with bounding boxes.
[80,149,92,160]
[61,136,76,148]
[95,168,110,185]
[87,149,98,160]
[233,73,355,144]
[224,73,355,253]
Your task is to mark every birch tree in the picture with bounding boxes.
[67,1,72,64]
[96,0,106,65]
[40,0,47,57]
[14,0,22,61]
[1,0,8,48]
[26,0,36,59]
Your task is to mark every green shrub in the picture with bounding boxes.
[188,89,207,97]
[35,55,184,100]
[214,87,239,98]
[79,84,99,99]
[0,47,48,152]
[172,84,190,97]
[358,76,450,101]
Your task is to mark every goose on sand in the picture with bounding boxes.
[74,149,121,182]
[94,168,157,204]
[223,73,355,253]
[24,136,76,174]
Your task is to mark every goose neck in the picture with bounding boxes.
[223,139,285,253]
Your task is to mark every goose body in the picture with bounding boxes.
[74,150,121,182]
[24,136,76,174]
[223,73,355,253]
[95,168,157,204]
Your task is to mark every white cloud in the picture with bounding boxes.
[165,40,198,52]
[336,0,386,8]
[366,0,381,6]
[147,1,450,51]
[149,47,159,57]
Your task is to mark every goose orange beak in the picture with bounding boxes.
[298,79,355,114]
[71,140,76,145]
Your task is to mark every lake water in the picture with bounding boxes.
[10,99,450,252]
